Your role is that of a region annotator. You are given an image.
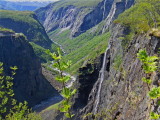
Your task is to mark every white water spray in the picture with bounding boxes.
[102,2,116,33]
[103,0,107,20]
[93,44,111,114]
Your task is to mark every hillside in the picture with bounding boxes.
[0,31,59,107]
[0,10,58,62]
[0,10,52,49]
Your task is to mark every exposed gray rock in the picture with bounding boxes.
[76,25,160,120]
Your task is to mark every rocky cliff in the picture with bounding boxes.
[36,0,134,37]
[73,24,160,119]
[0,32,57,107]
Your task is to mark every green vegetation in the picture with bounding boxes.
[47,21,110,74]
[137,49,158,73]
[0,10,38,29]
[51,0,102,11]
[0,62,41,120]
[137,49,159,119]
[62,32,110,74]
[30,42,52,63]
[113,54,122,70]
[0,27,15,33]
[114,0,160,34]
[47,48,76,119]
[0,10,52,49]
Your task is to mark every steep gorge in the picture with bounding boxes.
[0,32,58,107]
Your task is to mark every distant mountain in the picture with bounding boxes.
[0,0,57,11]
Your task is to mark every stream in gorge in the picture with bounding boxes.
[33,39,76,112]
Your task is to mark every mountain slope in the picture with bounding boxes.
[0,10,52,49]
[36,0,134,37]
[0,31,59,107]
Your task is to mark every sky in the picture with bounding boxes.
[4,0,60,2]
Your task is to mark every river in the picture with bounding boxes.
[33,39,76,112]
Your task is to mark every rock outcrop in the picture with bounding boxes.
[0,33,57,107]
[74,25,160,120]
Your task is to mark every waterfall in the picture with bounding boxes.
[102,2,116,33]
[93,44,111,114]
[125,0,128,8]
[103,0,107,20]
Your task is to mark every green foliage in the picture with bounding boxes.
[114,0,160,34]
[0,27,15,33]
[51,0,102,11]
[137,49,158,73]
[0,10,52,49]
[0,62,41,120]
[137,49,159,118]
[113,54,122,70]
[47,48,76,119]
[142,77,152,84]
[150,112,160,119]
[30,42,52,63]
[148,87,160,99]
[62,32,111,74]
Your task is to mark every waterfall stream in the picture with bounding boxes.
[103,0,107,20]
[102,2,116,33]
[93,44,110,114]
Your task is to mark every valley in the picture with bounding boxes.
[0,0,160,120]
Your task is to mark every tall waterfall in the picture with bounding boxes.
[103,0,107,20]
[102,2,116,33]
[93,44,111,114]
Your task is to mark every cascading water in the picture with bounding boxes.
[103,0,107,20]
[102,2,116,33]
[93,44,111,114]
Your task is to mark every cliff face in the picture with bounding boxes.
[0,33,57,107]
[74,25,160,119]
[36,0,134,37]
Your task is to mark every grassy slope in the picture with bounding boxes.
[48,20,109,74]
[0,10,52,49]
[0,10,59,63]
[51,0,103,10]
[114,0,160,33]
[0,27,15,33]
[48,21,106,54]
[62,32,110,74]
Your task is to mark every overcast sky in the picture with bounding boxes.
[4,0,60,2]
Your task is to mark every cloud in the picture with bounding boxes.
[4,0,59,2]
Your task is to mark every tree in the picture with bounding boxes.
[47,48,76,119]
[0,62,41,120]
